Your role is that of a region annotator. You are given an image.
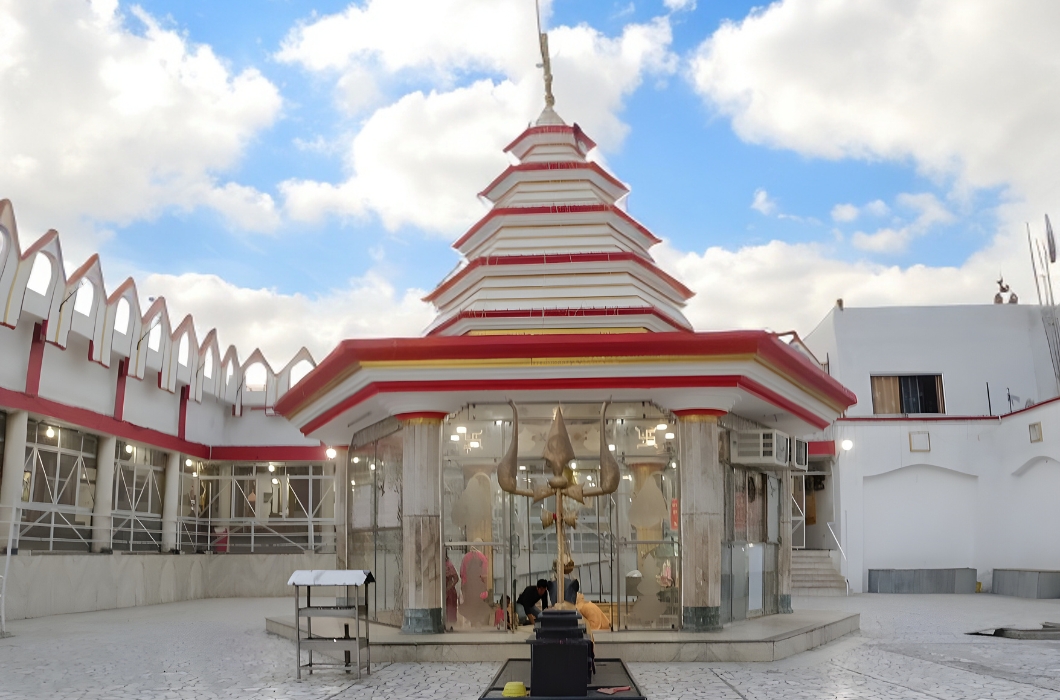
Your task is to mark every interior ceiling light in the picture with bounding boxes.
[325,447,338,459]
[518,465,527,471]
[456,426,467,434]
[268,464,276,472]
[45,426,55,438]
[469,441,480,448]
[185,459,193,467]
[125,444,134,454]
[656,424,668,431]
[450,434,461,441]
[352,457,360,463]
[841,439,854,451]
[608,444,616,452]
[664,432,675,440]
[272,477,279,485]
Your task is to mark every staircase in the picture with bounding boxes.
[792,550,848,597]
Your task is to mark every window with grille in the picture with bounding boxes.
[870,375,945,415]
[111,442,167,552]
[19,421,98,551]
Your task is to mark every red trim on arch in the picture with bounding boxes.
[424,251,693,303]
[25,321,47,397]
[298,373,834,437]
[113,359,128,421]
[451,204,662,251]
[807,440,835,456]
[427,306,691,336]
[394,411,450,422]
[478,161,628,200]
[673,409,728,418]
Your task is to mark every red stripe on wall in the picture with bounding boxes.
[25,321,46,397]
[807,440,835,456]
[177,385,190,440]
[113,359,128,421]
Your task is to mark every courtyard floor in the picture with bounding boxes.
[3,593,1060,699]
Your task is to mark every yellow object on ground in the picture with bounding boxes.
[502,681,528,697]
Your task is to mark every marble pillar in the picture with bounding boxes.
[400,414,444,634]
[677,412,724,631]
[161,451,181,552]
[778,471,793,613]
[91,436,117,553]
[335,453,349,570]
[0,410,28,553]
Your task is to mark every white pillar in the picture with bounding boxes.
[91,436,117,553]
[400,415,444,634]
[335,454,348,569]
[778,472,793,613]
[0,411,28,553]
[677,412,725,631]
[162,451,181,552]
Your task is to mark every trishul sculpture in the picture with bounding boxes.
[497,401,621,610]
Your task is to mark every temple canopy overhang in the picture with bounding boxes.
[274,330,856,446]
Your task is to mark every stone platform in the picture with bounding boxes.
[265,608,859,663]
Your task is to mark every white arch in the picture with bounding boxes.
[244,362,267,391]
[114,297,131,334]
[178,334,190,366]
[290,359,314,387]
[73,278,94,315]
[26,254,53,295]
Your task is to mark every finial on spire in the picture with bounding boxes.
[535,0,555,108]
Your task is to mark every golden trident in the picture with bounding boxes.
[497,401,621,611]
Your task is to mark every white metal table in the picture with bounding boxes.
[288,569,374,679]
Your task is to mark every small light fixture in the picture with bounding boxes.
[268,464,276,473]
[45,426,55,438]
[325,447,338,460]
[271,477,279,485]
[608,444,616,452]
[748,543,754,548]
[192,471,198,478]
[622,475,632,481]
[495,419,503,426]
[456,426,467,434]
[518,465,527,471]
[570,462,577,469]
[841,439,854,451]
[185,459,193,467]
[351,479,356,486]
[656,423,668,431]
[586,474,593,481]
[125,444,134,454]
[352,456,360,464]
[469,441,480,448]
[370,463,376,471]
[664,432,675,440]
[670,461,678,468]
[450,434,460,441]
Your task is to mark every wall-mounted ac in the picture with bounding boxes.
[790,438,808,470]
[730,430,791,469]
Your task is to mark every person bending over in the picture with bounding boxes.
[515,579,550,625]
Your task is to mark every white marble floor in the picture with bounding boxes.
[3,594,1060,699]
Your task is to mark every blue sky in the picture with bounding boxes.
[1,1,1054,362]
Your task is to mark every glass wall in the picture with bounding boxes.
[176,460,336,554]
[348,429,403,627]
[111,441,166,551]
[722,460,781,623]
[440,402,680,632]
[19,420,97,551]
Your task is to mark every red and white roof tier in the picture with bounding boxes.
[424,107,693,336]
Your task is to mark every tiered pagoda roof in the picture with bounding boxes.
[424,107,694,336]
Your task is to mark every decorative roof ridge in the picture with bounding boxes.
[503,123,597,155]
[477,160,628,200]
[427,306,692,336]
[452,203,662,250]
[423,250,695,303]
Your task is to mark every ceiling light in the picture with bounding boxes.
[656,424,668,431]
[608,444,616,452]
[271,477,279,485]
[325,447,338,460]
[664,432,675,440]
[469,441,480,448]
[518,465,527,471]
[841,439,854,451]
[670,461,678,468]
[456,426,467,434]
[450,434,460,441]
[622,475,632,481]
[45,427,55,438]
[495,419,503,425]
[352,457,360,464]
[351,480,356,486]
[185,459,193,467]
[570,462,577,469]
[125,444,134,454]
[192,472,198,478]
[586,475,593,481]
[268,464,276,472]
[370,463,376,471]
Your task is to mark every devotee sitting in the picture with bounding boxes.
[515,579,551,625]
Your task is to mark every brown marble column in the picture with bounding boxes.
[398,413,445,634]
[676,410,725,631]
[778,471,793,613]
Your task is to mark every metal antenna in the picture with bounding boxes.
[535,0,555,108]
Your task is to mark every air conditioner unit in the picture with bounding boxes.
[730,430,791,469]
[790,438,808,470]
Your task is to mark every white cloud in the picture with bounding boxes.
[143,271,434,365]
[278,2,677,234]
[865,199,890,217]
[831,203,858,223]
[202,183,281,233]
[0,1,282,262]
[751,188,776,215]
[664,0,697,11]
[851,192,954,254]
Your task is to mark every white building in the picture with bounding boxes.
[804,303,1060,595]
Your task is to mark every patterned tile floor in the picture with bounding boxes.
[3,593,1060,699]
